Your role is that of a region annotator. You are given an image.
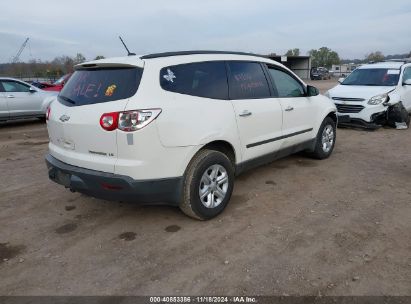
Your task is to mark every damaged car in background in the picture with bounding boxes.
[325,60,411,129]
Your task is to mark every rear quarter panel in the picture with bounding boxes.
[124,60,243,165]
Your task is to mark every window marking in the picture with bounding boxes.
[163,68,176,83]
[105,84,117,97]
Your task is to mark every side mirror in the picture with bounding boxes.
[338,77,345,84]
[29,87,37,93]
[307,85,319,96]
[61,80,65,87]
[403,79,411,86]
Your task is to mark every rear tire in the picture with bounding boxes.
[308,117,336,159]
[180,149,234,220]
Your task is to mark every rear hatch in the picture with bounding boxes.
[47,61,143,173]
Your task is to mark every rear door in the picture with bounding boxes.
[1,80,43,117]
[228,61,283,162]
[0,82,8,120]
[265,65,316,148]
[47,66,143,173]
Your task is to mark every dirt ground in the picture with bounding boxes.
[307,79,338,94]
[0,80,410,296]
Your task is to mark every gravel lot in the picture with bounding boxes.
[0,80,410,296]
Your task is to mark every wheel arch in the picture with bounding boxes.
[311,109,337,148]
[326,111,338,125]
[200,140,237,166]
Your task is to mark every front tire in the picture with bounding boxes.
[309,117,336,159]
[180,149,234,220]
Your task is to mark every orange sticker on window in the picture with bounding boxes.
[105,84,117,96]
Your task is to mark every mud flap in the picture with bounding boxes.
[386,102,410,129]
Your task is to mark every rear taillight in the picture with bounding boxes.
[99,112,119,131]
[99,109,161,132]
[118,109,162,131]
[46,106,51,121]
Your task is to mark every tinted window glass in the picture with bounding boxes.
[58,67,143,107]
[403,67,411,81]
[160,61,228,100]
[342,68,400,86]
[2,81,30,92]
[227,62,270,99]
[268,68,305,97]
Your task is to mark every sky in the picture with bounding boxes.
[1,0,411,63]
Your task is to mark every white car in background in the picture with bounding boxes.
[0,77,58,122]
[325,61,411,128]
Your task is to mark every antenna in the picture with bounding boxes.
[119,36,136,56]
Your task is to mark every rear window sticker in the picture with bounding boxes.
[105,84,117,96]
[163,68,176,83]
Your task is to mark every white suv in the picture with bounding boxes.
[326,61,411,128]
[46,51,337,220]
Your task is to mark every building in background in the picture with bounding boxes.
[330,63,360,77]
[267,55,311,79]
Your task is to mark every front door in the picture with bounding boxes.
[265,66,316,147]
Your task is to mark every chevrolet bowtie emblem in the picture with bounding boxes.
[59,114,70,122]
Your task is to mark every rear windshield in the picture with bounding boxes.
[342,68,400,86]
[58,67,143,106]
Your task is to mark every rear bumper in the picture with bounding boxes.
[45,154,182,205]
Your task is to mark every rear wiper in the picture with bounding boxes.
[59,96,76,104]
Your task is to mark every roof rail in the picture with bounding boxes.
[140,50,269,60]
[384,58,411,63]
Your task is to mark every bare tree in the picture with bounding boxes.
[73,53,86,65]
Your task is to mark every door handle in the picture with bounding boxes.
[239,110,252,117]
[6,95,15,98]
[285,106,294,112]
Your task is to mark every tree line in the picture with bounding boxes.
[284,48,411,68]
[1,48,410,80]
[0,53,105,80]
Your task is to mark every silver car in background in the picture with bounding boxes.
[0,77,58,122]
